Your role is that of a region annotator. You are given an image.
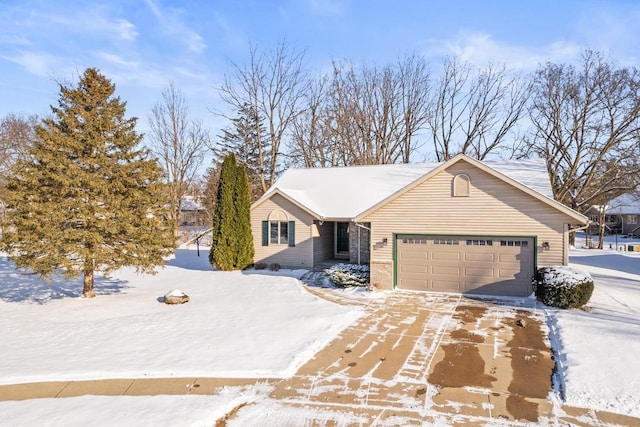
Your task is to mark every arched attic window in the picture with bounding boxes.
[262,210,295,247]
[452,174,471,197]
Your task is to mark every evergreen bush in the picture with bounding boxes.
[325,263,370,288]
[209,154,254,271]
[533,266,594,309]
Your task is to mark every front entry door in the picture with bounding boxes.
[336,222,350,254]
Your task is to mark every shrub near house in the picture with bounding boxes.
[533,266,594,308]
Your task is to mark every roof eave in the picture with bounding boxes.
[251,188,324,220]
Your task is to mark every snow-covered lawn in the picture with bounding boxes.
[553,233,640,418]
[0,248,361,384]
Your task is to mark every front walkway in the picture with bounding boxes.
[1,285,638,426]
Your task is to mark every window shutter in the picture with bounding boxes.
[288,221,295,246]
[262,221,269,246]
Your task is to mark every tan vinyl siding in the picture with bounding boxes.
[362,162,576,288]
[313,221,334,265]
[251,193,314,268]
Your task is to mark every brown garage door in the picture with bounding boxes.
[396,235,534,296]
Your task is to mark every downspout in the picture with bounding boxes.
[355,222,372,266]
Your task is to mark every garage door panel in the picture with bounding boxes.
[399,250,427,260]
[400,264,428,274]
[396,235,534,296]
[432,251,460,261]
[431,280,463,291]
[432,266,460,275]
[464,253,495,262]
[464,267,495,277]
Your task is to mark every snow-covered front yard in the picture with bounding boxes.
[0,248,361,384]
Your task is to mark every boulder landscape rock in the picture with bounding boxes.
[163,289,190,305]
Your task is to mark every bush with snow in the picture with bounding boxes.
[533,266,594,309]
[324,263,370,288]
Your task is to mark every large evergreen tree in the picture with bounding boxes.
[209,153,254,270]
[1,68,175,298]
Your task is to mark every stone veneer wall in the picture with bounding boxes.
[369,261,393,290]
[349,222,370,264]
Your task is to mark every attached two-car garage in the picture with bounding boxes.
[396,235,535,296]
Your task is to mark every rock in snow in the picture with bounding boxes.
[164,289,190,305]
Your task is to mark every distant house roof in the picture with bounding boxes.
[605,193,640,215]
[254,154,558,220]
[181,196,204,212]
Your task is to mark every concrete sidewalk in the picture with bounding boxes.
[1,287,638,426]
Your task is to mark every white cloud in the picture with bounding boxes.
[1,51,61,77]
[422,31,583,71]
[144,0,207,54]
[95,52,139,68]
[114,19,138,41]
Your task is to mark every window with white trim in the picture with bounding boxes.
[627,215,637,224]
[270,221,288,244]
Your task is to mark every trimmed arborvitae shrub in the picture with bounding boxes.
[325,263,370,288]
[533,266,594,309]
[233,162,254,270]
[209,153,254,271]
[209,153,238,270]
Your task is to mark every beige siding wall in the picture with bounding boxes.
[251,194,314,268]
[313,221,334,265]
[362,162,576,289]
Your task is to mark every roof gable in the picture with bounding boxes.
[356,154,587,223]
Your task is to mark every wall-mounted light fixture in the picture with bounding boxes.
[382,238,388,245]
[542,241,550,249]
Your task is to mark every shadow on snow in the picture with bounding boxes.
[0,255,129,304]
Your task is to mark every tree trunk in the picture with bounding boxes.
[83,259,95,298]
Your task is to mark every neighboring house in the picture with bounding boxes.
[587,193,640,236]
[250,154,587,297]
[180,196,206,227]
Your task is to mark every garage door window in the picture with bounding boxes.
[466,239,493,246]
[402,237,427,244]
[500,240,529,247]
[434,239,459,245]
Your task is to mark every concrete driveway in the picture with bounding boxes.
[270,285,555,424]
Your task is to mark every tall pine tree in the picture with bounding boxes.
[1,68,175,298]
[214,103,269,201]
[209,153,254,270]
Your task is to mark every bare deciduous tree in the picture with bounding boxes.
[524,50,640,246]
[428,57,529,161]
[219,40,308,192]
[148,83,209,236]
[290,55,430,167]
[0,113,37,229]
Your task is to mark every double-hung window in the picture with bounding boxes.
[270,221,289,244]
[262,220,295,246]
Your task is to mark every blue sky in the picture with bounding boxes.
[2,0,640,140]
